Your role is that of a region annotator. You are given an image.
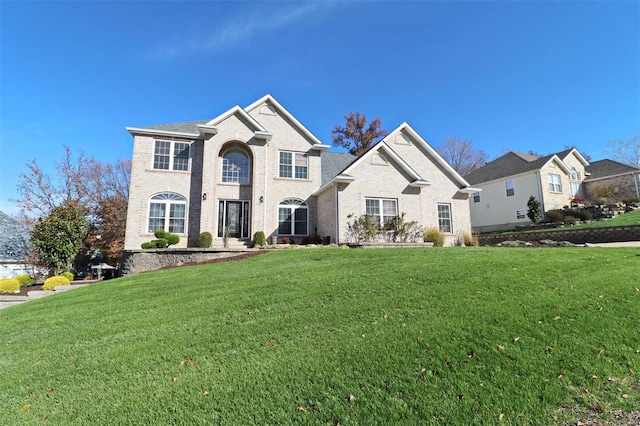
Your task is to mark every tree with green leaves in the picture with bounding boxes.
[526,195,542,223]
[30,201,87,275]
[332,112,388,157]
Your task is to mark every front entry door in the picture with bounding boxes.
[218,200,250,239]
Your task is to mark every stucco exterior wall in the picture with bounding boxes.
[469,172,541,232]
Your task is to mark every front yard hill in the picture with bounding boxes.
[1,247,638,425]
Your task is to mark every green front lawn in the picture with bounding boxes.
[1,247,638,425]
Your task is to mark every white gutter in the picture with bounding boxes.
[126,127,198,138]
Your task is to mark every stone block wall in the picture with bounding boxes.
[478,225,640,246]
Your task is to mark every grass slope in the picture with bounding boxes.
[1,248,639,425]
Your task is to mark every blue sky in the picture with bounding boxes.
[1,0,638,216]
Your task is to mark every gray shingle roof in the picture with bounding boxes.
[321,151,357,185]
[0,211,30,261]
[586,159,640,180]
[139,120,210,134]
[464,149,573,185]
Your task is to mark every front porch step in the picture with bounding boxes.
[210,240,254,250]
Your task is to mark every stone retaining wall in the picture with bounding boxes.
[120,249,256,276]
[478,224,640,246]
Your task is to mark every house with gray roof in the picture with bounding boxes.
[465,148,640,232]
[124,94,479,248]
[465,148,589,232]
[583,159,640,202]
[0,211,33,279]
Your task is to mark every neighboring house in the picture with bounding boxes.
[0,211,32,279]
[124,94,479,249]
[583,159,640,202]
[465,149,590,233]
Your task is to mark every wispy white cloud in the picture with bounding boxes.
[149,1,334,60]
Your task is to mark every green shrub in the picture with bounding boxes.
[166,233,179,245]
[424,227,445,247]
[564,216,578,225]
[0,278,20,294]
[43,275,70,291]
[198,232,213,248]
[578,209,593,221]
[141,229,179,248]
[253,231,266,246]
[62,271,74,281]
[546,209,564,223]
[141,242,154,249]
[15,274,34,288]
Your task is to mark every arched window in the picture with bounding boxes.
[278,198,308,236]
[570,167,581,181]
[222,149,250,184]
[148,193,187,234]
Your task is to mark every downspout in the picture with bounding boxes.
[534,171,546,220]
[263,141,270,234]
[334,183,340,244]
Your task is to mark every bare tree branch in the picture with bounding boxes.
[436,136,488,176]
[606,131,640,167]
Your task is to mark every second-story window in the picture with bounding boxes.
[279,151,308,179]
[153,140,190,171]
[548,173,562,193]
[505,180,515,197]
[222,149,250,184]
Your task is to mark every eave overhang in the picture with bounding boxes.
[126,127,198,138]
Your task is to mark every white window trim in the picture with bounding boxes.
[365,197,398,228]
[473,192,480,203]
[437,203,453,233]
[505,180,515,197]
[153,140,191,171]
[548,173,562,193]
[278,151,309,180]
[147,192,187,235]
[277,198,308,236]
[221,149,251,184]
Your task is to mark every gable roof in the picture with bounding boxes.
[586,159,640,180]
[381,122,474,190]
[126,94,329,149]
[0,211,30,261]
[465,149,576,185]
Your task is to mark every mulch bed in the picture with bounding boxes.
[10,282,97,297]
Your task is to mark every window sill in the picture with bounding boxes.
[146,168,191,174]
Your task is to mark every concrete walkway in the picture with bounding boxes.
[0,283,91,310]
[587,241,640,247]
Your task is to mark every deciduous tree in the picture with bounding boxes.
[606,131,640,167]
[332,112,388,157]
[436,136,488,177]
[31,201,87,275]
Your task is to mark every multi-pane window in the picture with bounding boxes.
[278,198,308,236]
[148,193,187,234]
[516,210,527,220]
[279,151,308,179]
[153,141,190,171]
[365,198,398,227]
[222,150,250,184]
[473,192,480,203]
[570,182,580,197]
[505,180,515,197]
[437,203,452,233]
[570,167,581,181]
[548,173,562,192]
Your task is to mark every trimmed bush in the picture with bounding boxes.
[0,278,20,294]
[15,274,34,288]
[43,275,70,291]
[253,231,266,247]
[546,209,564,223]
[198,232,213,248]
[141,229,180,249]
[424,227,445,247]
[62,271,74,281]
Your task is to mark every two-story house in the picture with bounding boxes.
[124,94,480,249]
[464,149,589,233]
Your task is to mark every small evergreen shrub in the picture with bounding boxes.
[253,231,266,246]
[198,232,213,248]
[424,227,445,247]
[546,209,564,223]
[43,275,70,291]
[0,278,20,294]
[141,242,154,249]
[15,274,34,288]
[62,271,74,281]
[141,229,180,249]
[578,209,593,222]
[564,216,578,225]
